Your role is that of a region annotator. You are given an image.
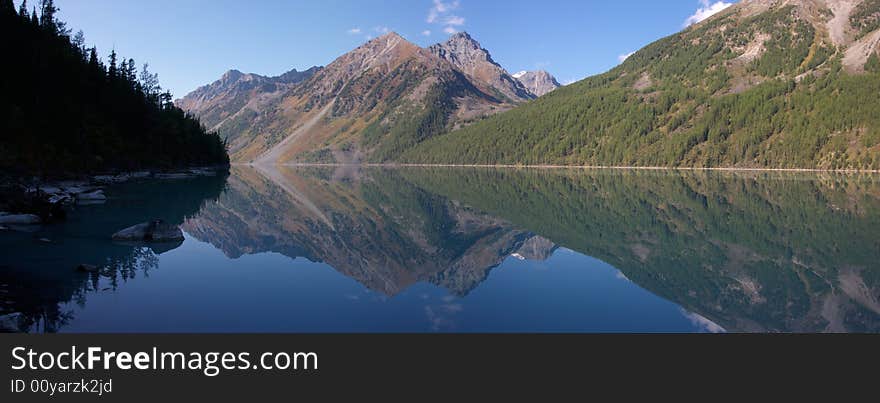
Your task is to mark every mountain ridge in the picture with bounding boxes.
[178,31,554,164]
[402,0,880,169]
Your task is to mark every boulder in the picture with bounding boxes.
[0,213,41,225]
[77,190,106,201]
[48,193,74,205]
[112,219,184,242]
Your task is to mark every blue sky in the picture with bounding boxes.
[38,0,736,97]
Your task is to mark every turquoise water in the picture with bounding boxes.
[2,167,878,333]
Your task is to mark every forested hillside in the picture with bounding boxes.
[402,1,880,170]
[0,0,228,176]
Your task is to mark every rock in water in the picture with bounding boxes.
[0,213,41,225]
[112,219,184,242]
[77,190,106,201]
[0,313,22,333]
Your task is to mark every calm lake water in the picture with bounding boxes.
[2,166,879,333]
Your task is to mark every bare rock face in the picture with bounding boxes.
[175,66,320,131]
[428,32,534,102]
[112,220,184,243]
[512,70,562,97]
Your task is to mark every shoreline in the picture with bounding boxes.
[237,162,880,174]
[0,166,229,225]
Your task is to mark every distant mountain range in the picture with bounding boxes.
[180,0,880,170]
[402,0,880,169]
[177,32,560,164]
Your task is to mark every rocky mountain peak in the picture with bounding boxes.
[512,70,562,97]
[222,69,244,81]
[431,31,501,70]
[428,31,533,101]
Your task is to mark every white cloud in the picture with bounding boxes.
[347,28,362,35]
[374,26,391,34]
[684,0,733,27]
[427,0,460,23]
[427,0,465,36]
[444,15,465,26]
[618,51,635,63]
[422,30,432,36]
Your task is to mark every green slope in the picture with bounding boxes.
[401,4,880,169]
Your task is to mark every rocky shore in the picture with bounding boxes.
[0,167,225,228]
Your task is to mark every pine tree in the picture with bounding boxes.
[39,0,56,32]
[108,49,118,79]
[88,47,99,67]
[118,58,136,86]
[72,30,86,58]
[160,91,173,109]
[139,63,160,102]
[17,0,26,18]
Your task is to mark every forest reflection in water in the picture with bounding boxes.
[2,166,878,333]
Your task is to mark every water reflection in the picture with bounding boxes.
[183,166,557,297]
[2,166,878,333]
[0,174,228,332]
[397,167,880,332]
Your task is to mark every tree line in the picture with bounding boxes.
[0,0,229,176]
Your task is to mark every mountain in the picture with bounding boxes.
[402,0,880,170]
[0,4,228,176]
[175,67,320,132]
[513,70,562,96]
[179,32,533,164]
[428,32,535,102]
[182,166,557,296]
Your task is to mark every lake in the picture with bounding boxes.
[1,166,879,333]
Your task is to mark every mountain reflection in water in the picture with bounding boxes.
[1,166,878,333]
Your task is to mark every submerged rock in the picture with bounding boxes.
[112,219,184,242]
[154,172,196,180]
[0,313,22,333]
[76,190,106,205]
[0,213,41,225]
